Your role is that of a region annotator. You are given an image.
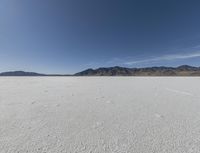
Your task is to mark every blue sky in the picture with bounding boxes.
[1,0,200,74]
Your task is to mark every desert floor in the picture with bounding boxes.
[0,77,200,153]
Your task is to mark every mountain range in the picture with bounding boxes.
[0,71,70,76]
[75,65,200,76]
[1,65,200,76]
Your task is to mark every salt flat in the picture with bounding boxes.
[0,77,200,153]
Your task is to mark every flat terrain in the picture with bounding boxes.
[0,77,200,153]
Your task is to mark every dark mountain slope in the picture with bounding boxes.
[75,65,200,76]
[0,71,46,76]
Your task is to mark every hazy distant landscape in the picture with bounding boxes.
[1,65,200,76]
[1,77,200,153]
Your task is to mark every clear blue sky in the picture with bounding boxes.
[1,0,200,74]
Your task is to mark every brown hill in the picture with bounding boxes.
[75,65,200,76]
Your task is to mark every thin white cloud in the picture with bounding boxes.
[193,45,200,49]
[124,52,200,65]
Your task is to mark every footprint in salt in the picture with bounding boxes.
[31,101,36,105]
[92,122,103,129]
[154,113,164,119]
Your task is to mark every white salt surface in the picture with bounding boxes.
[0,77,200,153]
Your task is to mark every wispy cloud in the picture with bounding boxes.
[193,45,200,49]
[124,52,200,65]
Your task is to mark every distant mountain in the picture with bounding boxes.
[1,65,200,76]
[0,71,46,76]
[75,65,200,76]
[0,71,72,76]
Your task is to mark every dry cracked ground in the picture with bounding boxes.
[0,77,200,153]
